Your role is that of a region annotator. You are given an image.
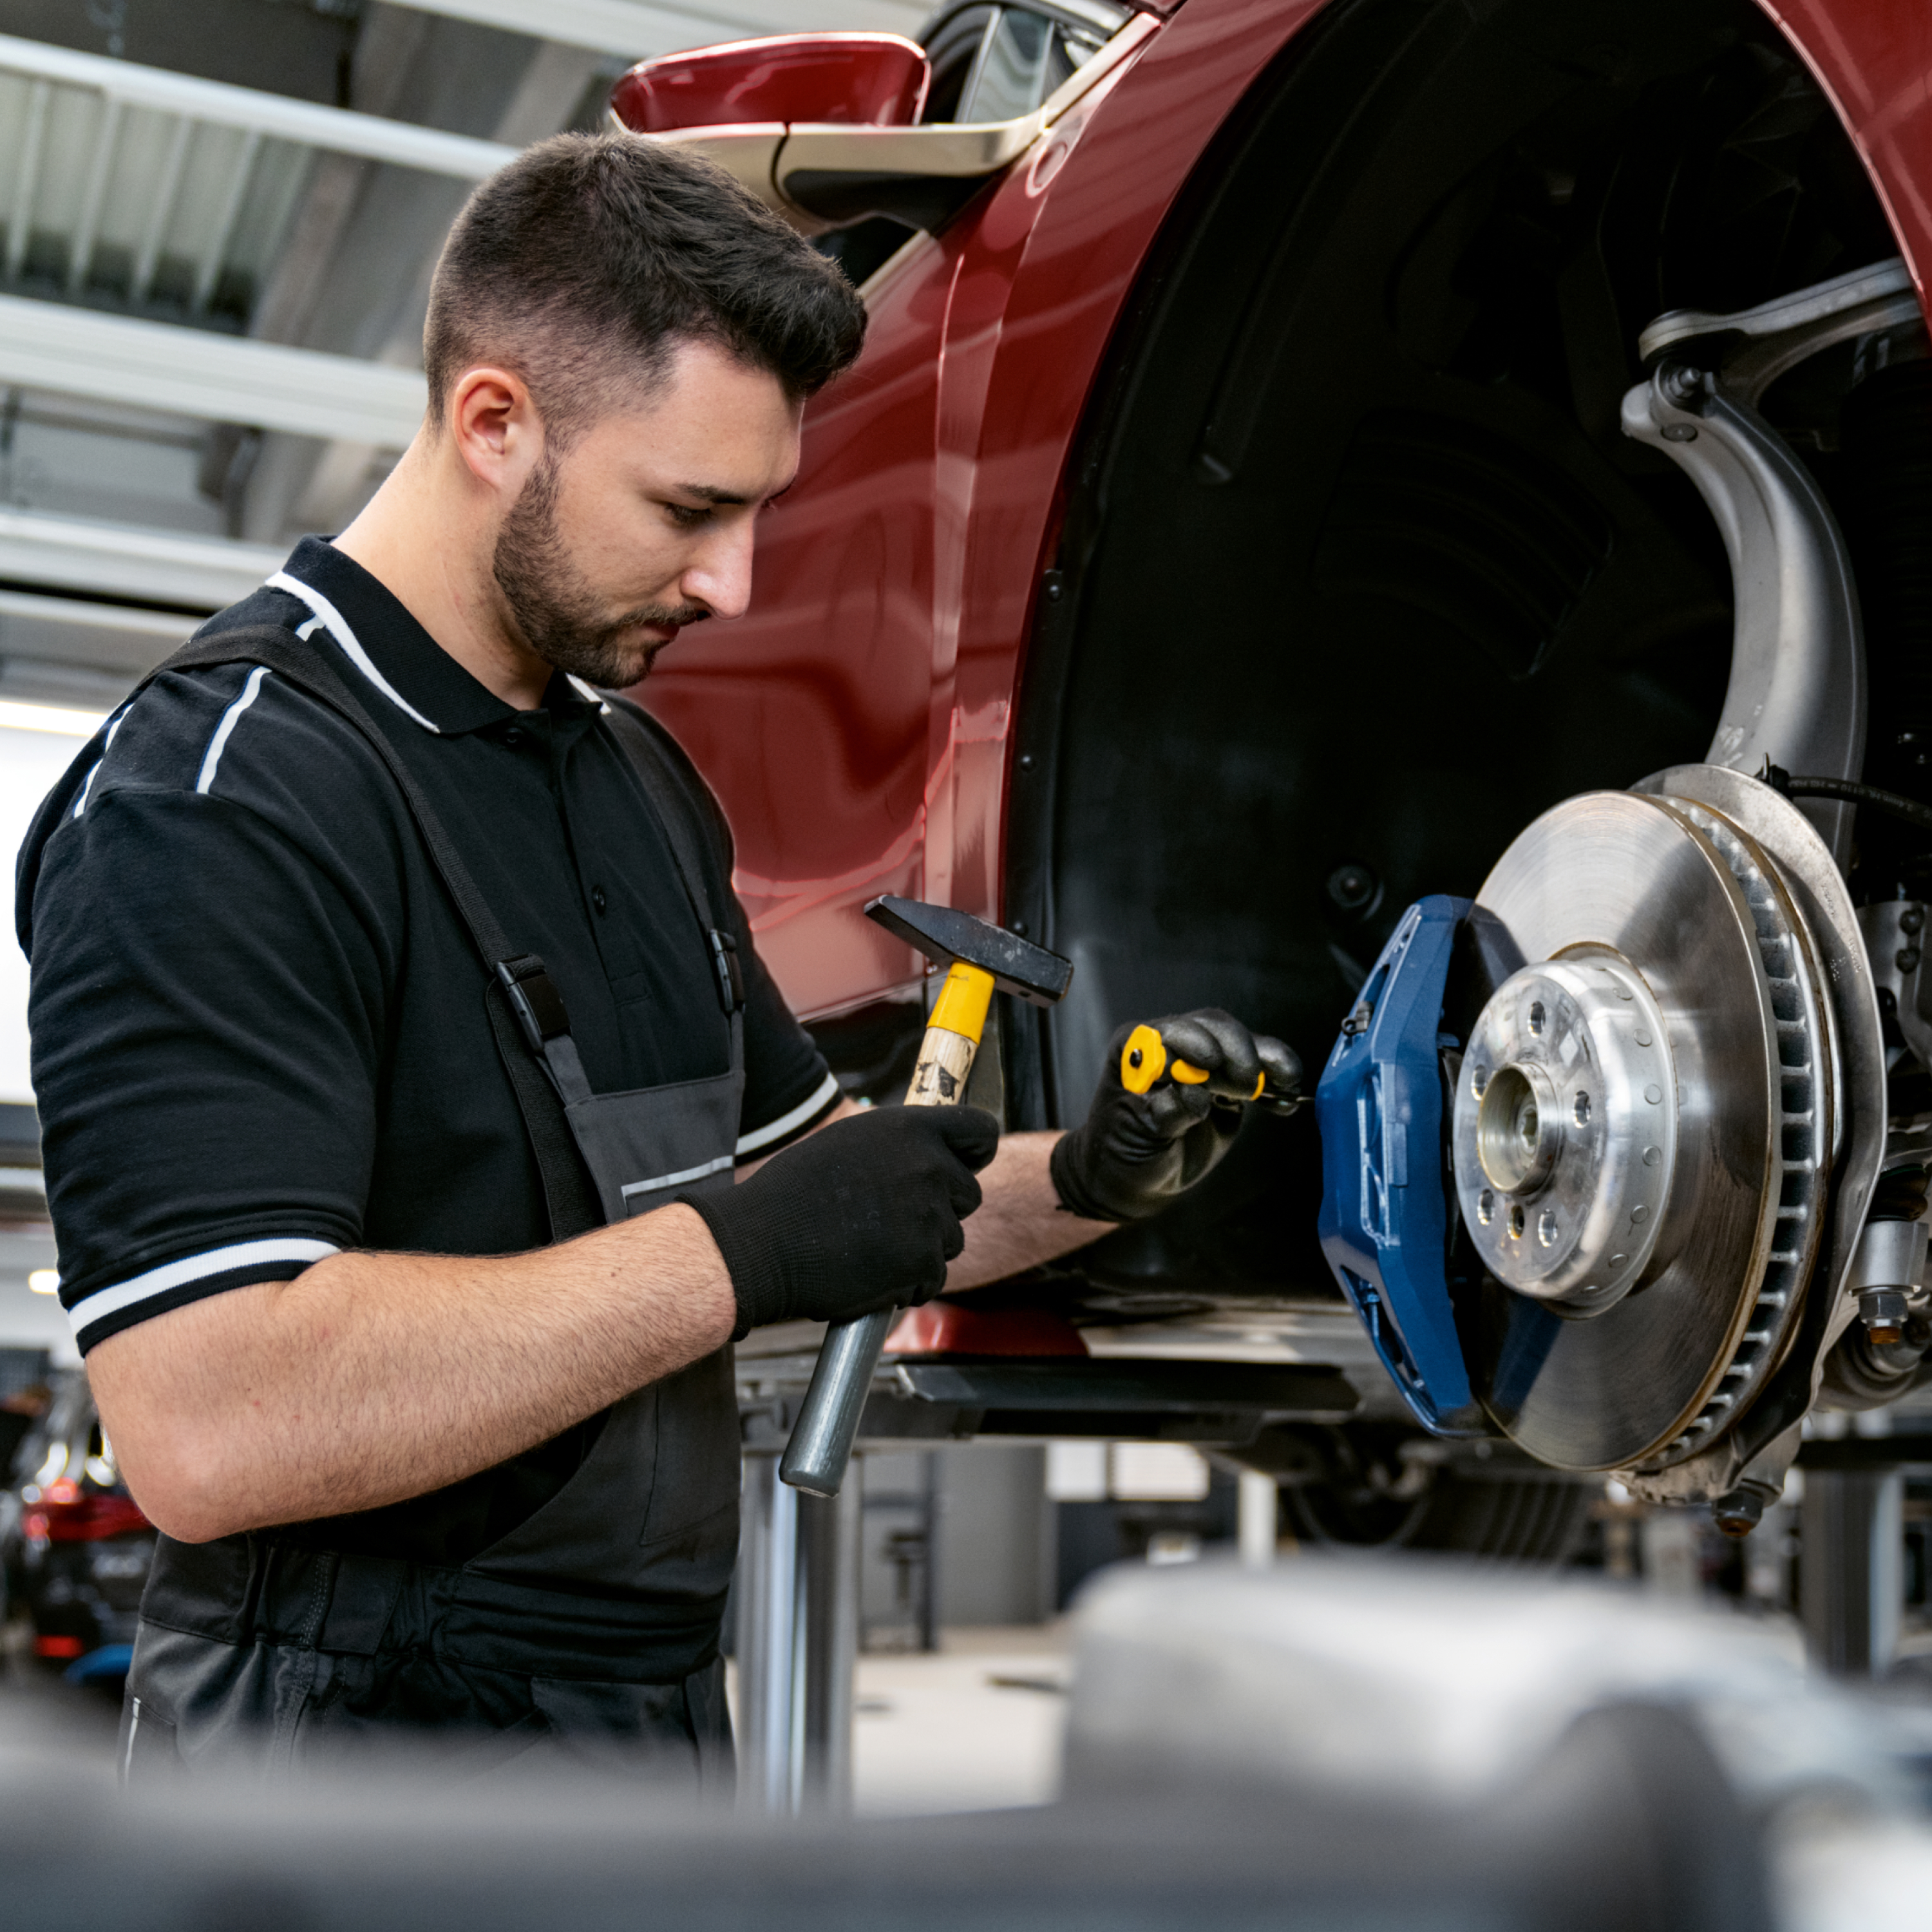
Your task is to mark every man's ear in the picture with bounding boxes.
[447,365,542,495]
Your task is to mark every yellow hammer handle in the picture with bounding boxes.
[906,961,994,1107]
[783,956,998,1498]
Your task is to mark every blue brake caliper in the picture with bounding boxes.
[1315,895,1489,1437]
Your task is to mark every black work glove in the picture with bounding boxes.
[681,1105,1000,1339]
[1050,1009,1303,1223]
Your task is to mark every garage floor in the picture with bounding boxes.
[851,1625,1070,1817]
[722,1624,1072,1817]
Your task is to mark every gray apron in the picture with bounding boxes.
[108,625,752,1784]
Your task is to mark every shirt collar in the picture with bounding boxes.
[269,536,603,738]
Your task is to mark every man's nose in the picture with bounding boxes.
[682,519,756,621]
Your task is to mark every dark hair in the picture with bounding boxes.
[422,133,866,439]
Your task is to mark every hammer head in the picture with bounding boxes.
[866,896,1073,1007]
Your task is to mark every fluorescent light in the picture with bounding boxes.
[27,1269,57,1294]
[0,699,107,737]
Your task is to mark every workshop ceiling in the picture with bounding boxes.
[0,0,923,710]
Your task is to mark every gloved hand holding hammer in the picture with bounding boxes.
[689,1004,1302,1341]
[685,894,1305,1497]
[687,1104,1002,1340]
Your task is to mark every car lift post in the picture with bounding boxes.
[1238,1468,1279,1567]
[1801,1465,1904,1676]
[1794,1418,1920,1675]
[736,1448,862,1813]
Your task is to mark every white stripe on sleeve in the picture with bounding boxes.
[71,704,133,819]
[68,1236,341,1341]
[195,665,270,795]
[735,1070,841,1156]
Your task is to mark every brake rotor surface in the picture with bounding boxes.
[1458,790,1828,1471]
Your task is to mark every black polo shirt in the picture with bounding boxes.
[18,538,837,1557]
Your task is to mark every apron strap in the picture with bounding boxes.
[596,696,746,1036]
[141,623,606,1239]
[494,953,596,1106]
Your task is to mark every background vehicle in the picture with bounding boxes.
[0,1370,153,1687]
[617,0,1932,1562]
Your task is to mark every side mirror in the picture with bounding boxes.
[611,33,929,135]
[607,18,1153,241]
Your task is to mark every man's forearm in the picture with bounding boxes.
[88,1203,735,1544]
[90,1124,1107,1545]
[947,1130,1114,1289]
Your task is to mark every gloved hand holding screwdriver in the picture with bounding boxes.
[687,1007,1303,1340]
[1052,1009,1304,1224]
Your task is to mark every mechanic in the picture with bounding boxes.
[18,134,1296,1784]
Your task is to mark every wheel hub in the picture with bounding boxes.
[1459,787,1833,1472]
[1454,949,1678,1316]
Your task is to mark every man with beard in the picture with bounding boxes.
[18,135,1297,1781]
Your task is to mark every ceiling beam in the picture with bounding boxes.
[386,0,930,60]
[0,33,520,181]
[0,296,428,447]
[0,509,285,613]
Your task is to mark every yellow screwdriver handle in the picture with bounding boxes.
[1119,1023,1167,1092]
[1119,1022,1264,1099]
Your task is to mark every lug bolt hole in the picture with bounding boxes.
[1573,1090,1591,1126]
[1537,1210,1558,1247]
[1476,1188,1495,1226]
[1508,1204,1524,1240]
[1527,1000,1546,1036]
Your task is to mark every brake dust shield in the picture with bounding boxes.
[1456,788,1833,1472]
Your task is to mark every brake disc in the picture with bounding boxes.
[1452,786,1835,1472]
[1318,260,1904,1502]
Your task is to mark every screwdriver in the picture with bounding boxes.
[1119,1023,1296,1107]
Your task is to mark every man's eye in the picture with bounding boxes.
[666,503,712,529]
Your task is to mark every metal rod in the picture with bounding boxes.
[735,1452,802,1815]
[799,1479,861,1813]
[919,1448,940,1653]
[130,112,193,302]
[779,1308,892,1499]
[6,79,50,281]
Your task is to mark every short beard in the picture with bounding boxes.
[491,455,707,692]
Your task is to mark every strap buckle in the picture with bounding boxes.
[710,929,744,1017]
[495,954,572,1056]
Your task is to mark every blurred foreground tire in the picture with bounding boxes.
[1283,1465,1594,1563]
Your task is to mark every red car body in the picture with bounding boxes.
[634,0,1932,1026]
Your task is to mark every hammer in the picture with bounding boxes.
[779,896,1074,1497]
